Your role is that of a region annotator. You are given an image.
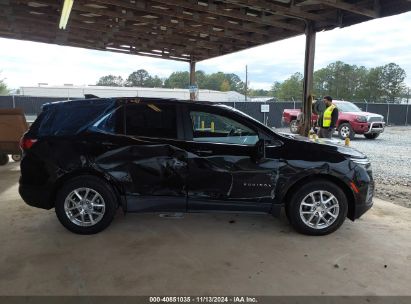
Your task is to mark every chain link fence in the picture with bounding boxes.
[0,95,410,128]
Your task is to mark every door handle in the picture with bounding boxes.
[194,150,214,156]
[102,142,117,147]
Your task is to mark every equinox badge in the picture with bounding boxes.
[243,182,272,188]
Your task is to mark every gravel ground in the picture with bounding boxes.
[275,126,411,208]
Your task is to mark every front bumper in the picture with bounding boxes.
[365,121,385,134]
[351,121,385,134]
[350,164,374,220]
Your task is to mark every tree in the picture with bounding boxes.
[270,81,282,98]
[126,69,151,87]
[145,75,163,88]
[274,72,303,101]
[313,62,370,101]
[204,72,226,91]
[249,89,270,97]
[96,75,124,87]
[195,70,207,88]
[224,73,245,93]
[0,72,8,95]
[380,63,407,103]
[164,71,189,88]
[360,66,384,102]
[220,79,231,91]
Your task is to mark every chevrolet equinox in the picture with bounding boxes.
[19,97,374,235]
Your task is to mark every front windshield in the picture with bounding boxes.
[336,102,362,113]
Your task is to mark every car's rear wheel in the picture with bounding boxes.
[55,175,117,234]
[286,180,348,235]
[12,154,22,162]
[364,133,380,139]
[290,120,299,134]
[338,123,354,140]
[0,153,9,166]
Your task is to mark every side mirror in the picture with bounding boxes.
[252,139,266,162]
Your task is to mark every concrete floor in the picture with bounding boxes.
[0,161,410,296]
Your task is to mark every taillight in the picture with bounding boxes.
[20,138,37,150]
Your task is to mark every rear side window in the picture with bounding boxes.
[34,99,116,136]
[92,107,124,134]
[125,103,177,139]
[26,111,47,137]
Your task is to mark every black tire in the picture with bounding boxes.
[338,123,355,140]
[290,120,299,134]
[11,154,22,162]
[364,133,380,139]
[55,175,118,234]
[286,179,348,236]
[0,153,9,166]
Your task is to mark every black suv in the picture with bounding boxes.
[19,97,374,235]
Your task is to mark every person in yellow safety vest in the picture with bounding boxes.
[318,96,339,139]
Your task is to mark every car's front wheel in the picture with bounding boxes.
[338,123,354,140]
[55,175,118,234]
[289,120,299,134]
[286,180,348,235]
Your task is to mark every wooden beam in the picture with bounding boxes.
[317,0,379,18]
[1,3,235,56]
[151,0,305,32]
[84,0,286,41]
[0,18,201,60]
[223,0,335,23]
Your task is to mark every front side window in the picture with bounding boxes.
[336,102,362,113]
[190,111,259,145]
[126,103,177,139]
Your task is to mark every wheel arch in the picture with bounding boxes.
[337,120,350,128]
[282,174,356,220]
[49,169,124,209]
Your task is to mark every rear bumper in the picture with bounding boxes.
[19,179,54,210]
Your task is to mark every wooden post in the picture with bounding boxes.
[300,21,316,137]
[189,59,196,101]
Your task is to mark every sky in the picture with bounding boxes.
[0,11,410,91]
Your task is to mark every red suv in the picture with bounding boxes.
[282,100,385,139]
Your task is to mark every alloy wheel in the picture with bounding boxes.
[64,187,106,227]
[299,190,340,229]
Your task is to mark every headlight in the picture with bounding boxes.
[356,116,367,122]
[350,157,370,166]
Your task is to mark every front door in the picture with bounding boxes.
[181,105,281,212]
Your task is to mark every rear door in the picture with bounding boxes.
[180,104,281,212]
[122,102,188,212]
[91,101,188,212]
